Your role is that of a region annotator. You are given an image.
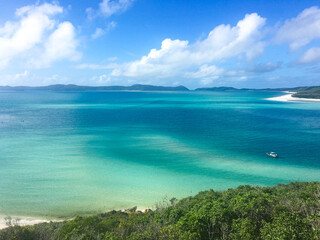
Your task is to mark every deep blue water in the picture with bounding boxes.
[0,90,320,218]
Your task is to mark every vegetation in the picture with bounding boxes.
[195,85,320,99]
[1,182,319,240]
[292,87,320,99]
[195,87,238,91]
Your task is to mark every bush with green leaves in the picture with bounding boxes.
[1,182,319,240]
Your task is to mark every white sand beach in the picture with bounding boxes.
[0,216,53,230]
[267,92,320,102]
[0,208,150,230]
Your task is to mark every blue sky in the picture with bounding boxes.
[1,0,320,88]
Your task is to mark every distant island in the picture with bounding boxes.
[291,87,320,99]
[0,182,319,239]
[1,84,320,99]
[0,84,189,92]
[195,86,320,99]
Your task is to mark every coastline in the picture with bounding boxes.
[0,207,149,230]
[0,216,54,230]
[1,182,319,239]
[267,92,320,102]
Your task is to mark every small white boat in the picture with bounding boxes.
[266,152,278,158]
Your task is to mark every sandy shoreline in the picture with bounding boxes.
[0,207,150,230]
[267,92,320,102]
[0,216,55,230]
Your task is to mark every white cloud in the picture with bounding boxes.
[1,70,30,85]
[98,74,111,83]
[185,65,224,86]
[77,63,118,70]
[110,13,266,79]
[239,76,248,81]
[87,0,134,19]
[92,28,105,39]
[247,62,281,73]
[99,0,134,17]
[30,22,80,68]
[111,39,190,78]
[299,47,320,64]
[86,7,95,21]
[0,71,75,86]
[185,64,224,79]
[194,13,266,61]
[108,57,118,61]
[184,64,253,86]
[91,21,117,39]
[14,70,29,79]
[0,3,80,69]
[275,6,320,50]
[88,74,112,85]
[267,76,280,81]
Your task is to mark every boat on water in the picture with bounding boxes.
[266,152,278,158]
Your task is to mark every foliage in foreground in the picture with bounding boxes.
[1,182,319,240]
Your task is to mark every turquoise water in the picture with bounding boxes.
[0,90,320,218]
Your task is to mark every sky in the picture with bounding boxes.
[1,0,320,89]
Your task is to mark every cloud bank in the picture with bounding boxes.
[110,13,266,80]
[276,6,320,65]
[275,6,320,50]
[2,3,320,87]
[0,3,80,69]
[83,6,319,87]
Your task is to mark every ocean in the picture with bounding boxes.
[0,90,320,218]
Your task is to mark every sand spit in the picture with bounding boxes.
[267,92,320,102]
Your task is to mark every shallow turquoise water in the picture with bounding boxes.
[0,91,320,218]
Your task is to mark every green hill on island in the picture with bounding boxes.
[2,84,320,100]
[1,182,319,240]
[292,87,320,99]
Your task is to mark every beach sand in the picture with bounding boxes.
[267,92,320,102]
[0,207,149,230]
[0,216,53,230]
